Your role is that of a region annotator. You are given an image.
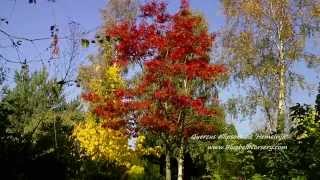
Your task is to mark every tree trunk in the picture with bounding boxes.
[165,152,171,180]
[177,143,184,180]
[277,29,286,133]
[277,59,285,132]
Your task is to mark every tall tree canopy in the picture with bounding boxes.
[80,0,226,179]
[221,0,320,133]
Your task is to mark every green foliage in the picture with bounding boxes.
[251,174,265,180]
[236,87,320,179]
[0,66,86,179]
[287,103,320,178]
[81,39,90,48]
[2,67,66,139]
[75,158,127,180]
[127,165,145,180]
[195,85,320,179]
[188,122,239,179]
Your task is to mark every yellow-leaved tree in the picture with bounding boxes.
[75,40,160,172]
[73,0,162,177]
[73,113,160,168]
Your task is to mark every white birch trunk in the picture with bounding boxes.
[177,144,184,180]
[276,22,286,133]
[165,152,171,180]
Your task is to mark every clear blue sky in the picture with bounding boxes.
[0,0,319,137]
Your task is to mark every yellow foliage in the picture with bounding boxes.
[73,113,161,167]
[222,0,239,17]
[127,165,145,178]
[78,40,124,98]
[135,135,162,157]
[280,17,293,41]
[73,113,132,166]
[105,64,125,90]
[237,31,256,60]
[241,0,263,19]
[312,5,320,17]
[87,64,125,97]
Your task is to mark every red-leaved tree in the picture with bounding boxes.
[83,0,227,179]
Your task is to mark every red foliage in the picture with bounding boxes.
[154,81,177,100]
[184,121,216,138]
[102,119,127,131]
[139,114,178,135]
[81,92,100,102]
[94,102,125,119]
[114,89,135,98]
[141,1,171,23]
[185,59,226,81]
[127,100,151,110]
[82,0,227,139]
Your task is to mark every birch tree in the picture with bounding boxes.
[220,0,320,133]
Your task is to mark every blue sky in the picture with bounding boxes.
[0,0,319,137]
